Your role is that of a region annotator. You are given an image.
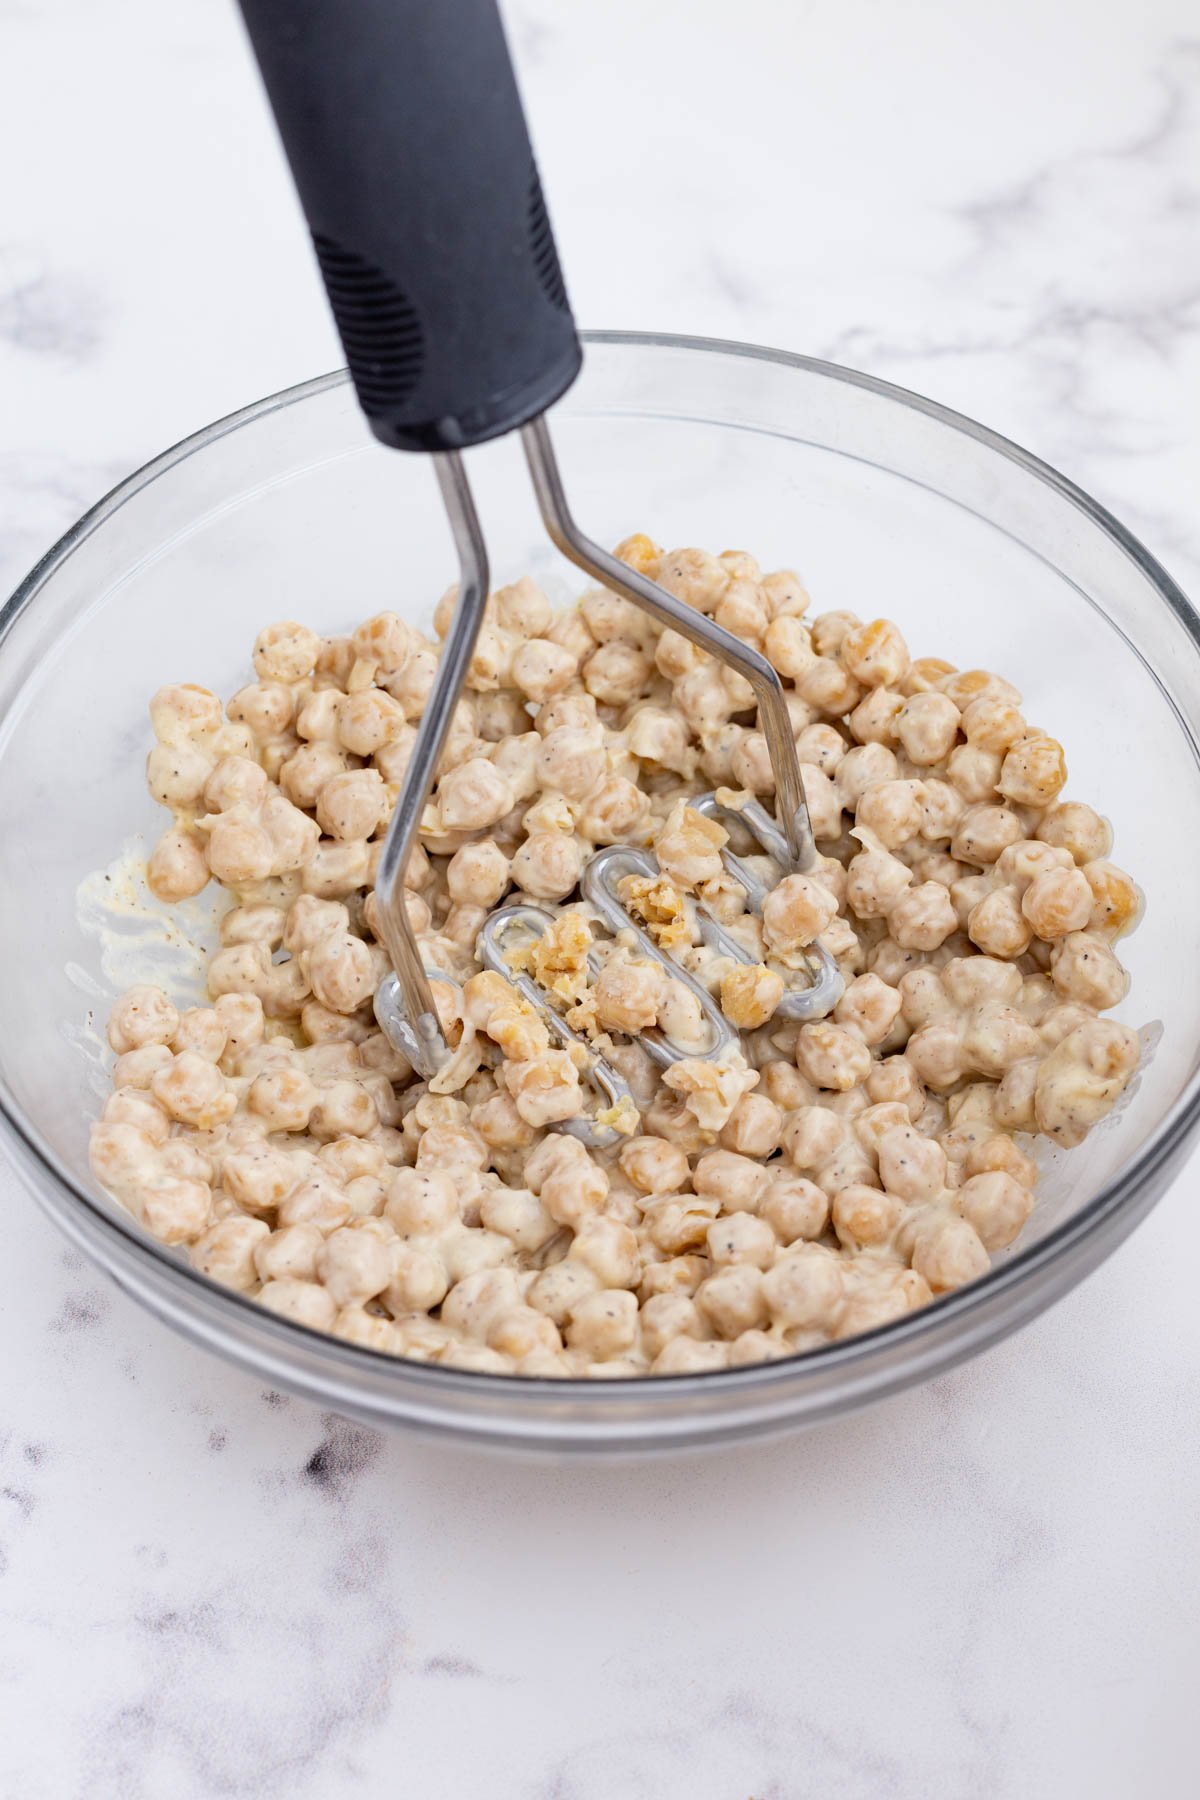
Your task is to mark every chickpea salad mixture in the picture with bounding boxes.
[89,535,1144,1376]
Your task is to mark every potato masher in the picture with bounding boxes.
[236,0,842,1137]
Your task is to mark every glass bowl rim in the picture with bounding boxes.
[2,326,1198,1403]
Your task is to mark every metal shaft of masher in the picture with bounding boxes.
[372,453,490,1077]
[520,416,817,874]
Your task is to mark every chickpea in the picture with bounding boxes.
[618,1135,688,1196]
[108,985,179,1055]
[967,888,1032,960]
[1021,866,1094,940]
[961,1003,1041,1077]
[510,639,579,704]
[797,657,862,716]
[693,1149,771,1213]
[920,779,966,843]
[958,693,1025,754]
[338,688,406,756]
[578,775,648,844]
[832,1184,903,1250]
[846,849,912,919]
[848,687,905,746]
[652,1338,729,1373]
[151,1053,236,1129]
[1082,861,1142,939]
[877,1123,947,1201]
[720,1093,783,1158]
[510,831,582,902]
[696,1265,768,1339]
[896,656,953,696]
[657,547,729,612]
[837,746,899,811]
[763,614,814,679]
[655,808,727,889]
[721,963,785,1030]
[1036,802,1112,865]
[254,1223,323,1284]
[759,1173,828,1244]
[762,1247,844,1331]
[253,621,320,684]
[1050,932,1129,1010]
[840,618,910,688]
[912,1215,990,1292]
[1034,1018,1139,1147]
[147,827,209,901]
[762,873,838,953]
[952,804,1023,866]
[569,1215,641,1289]
[351,611,413,674]
[566,1290,639,1359]
[833,973,902,1046]
[638,1294,703,1361]
[946,744,1002,804]
[258,1278,338,1331]
[955,1172,1033,1251]
[895,692,960,765]
[582,641,652,706]
[998,733,1067,807]
[888,882,958,953]
[796,1022,872,1093]
[280,741,348,810]
[317,769,387,841]
[855,779,926,849]
[905,1022,965,1091]
[590,957,663,1036]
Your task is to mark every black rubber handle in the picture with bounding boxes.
[235,0,582,452]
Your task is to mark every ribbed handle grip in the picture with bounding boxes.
[235,0,582,452]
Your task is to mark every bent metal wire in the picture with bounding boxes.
[371,417,844,1147]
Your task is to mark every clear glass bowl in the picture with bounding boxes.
[2,333,1197,1453]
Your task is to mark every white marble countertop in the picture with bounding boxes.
[2,1,1198,1794]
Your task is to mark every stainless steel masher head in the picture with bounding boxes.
[236,0,843,1143]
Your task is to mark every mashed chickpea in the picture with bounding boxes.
[90,541,1143,1375]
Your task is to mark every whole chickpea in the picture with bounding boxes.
[887,883,958,953]
[952,804,1023,866]
[760,1173,829,1244]
[1082,862,1142,939]
[998,733,1067,807]
[840,618,910,688]
[955,1172,1033,1251]
[877,1123,947,1202]
[848,688,905,746]
[108,985,179,1055]
[253,621,320,684]
[895,692,960,765]
[693,1148,771,1213]
[912,1214,990,1291]
[832,1184,903,1250]
[967,888,1032,960]
[147,828,209,901]
[619,1135,690,1196]
[761,873,838,953]
[762,1247,844,1331]
[796,1022,872,1093]
[835,973,903,1046]
[1021,866,1094,940]
[1050,932,1129,1010]
[720,1093,784,1157]
[1036,802,1112,865]
[510,831,582,902]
